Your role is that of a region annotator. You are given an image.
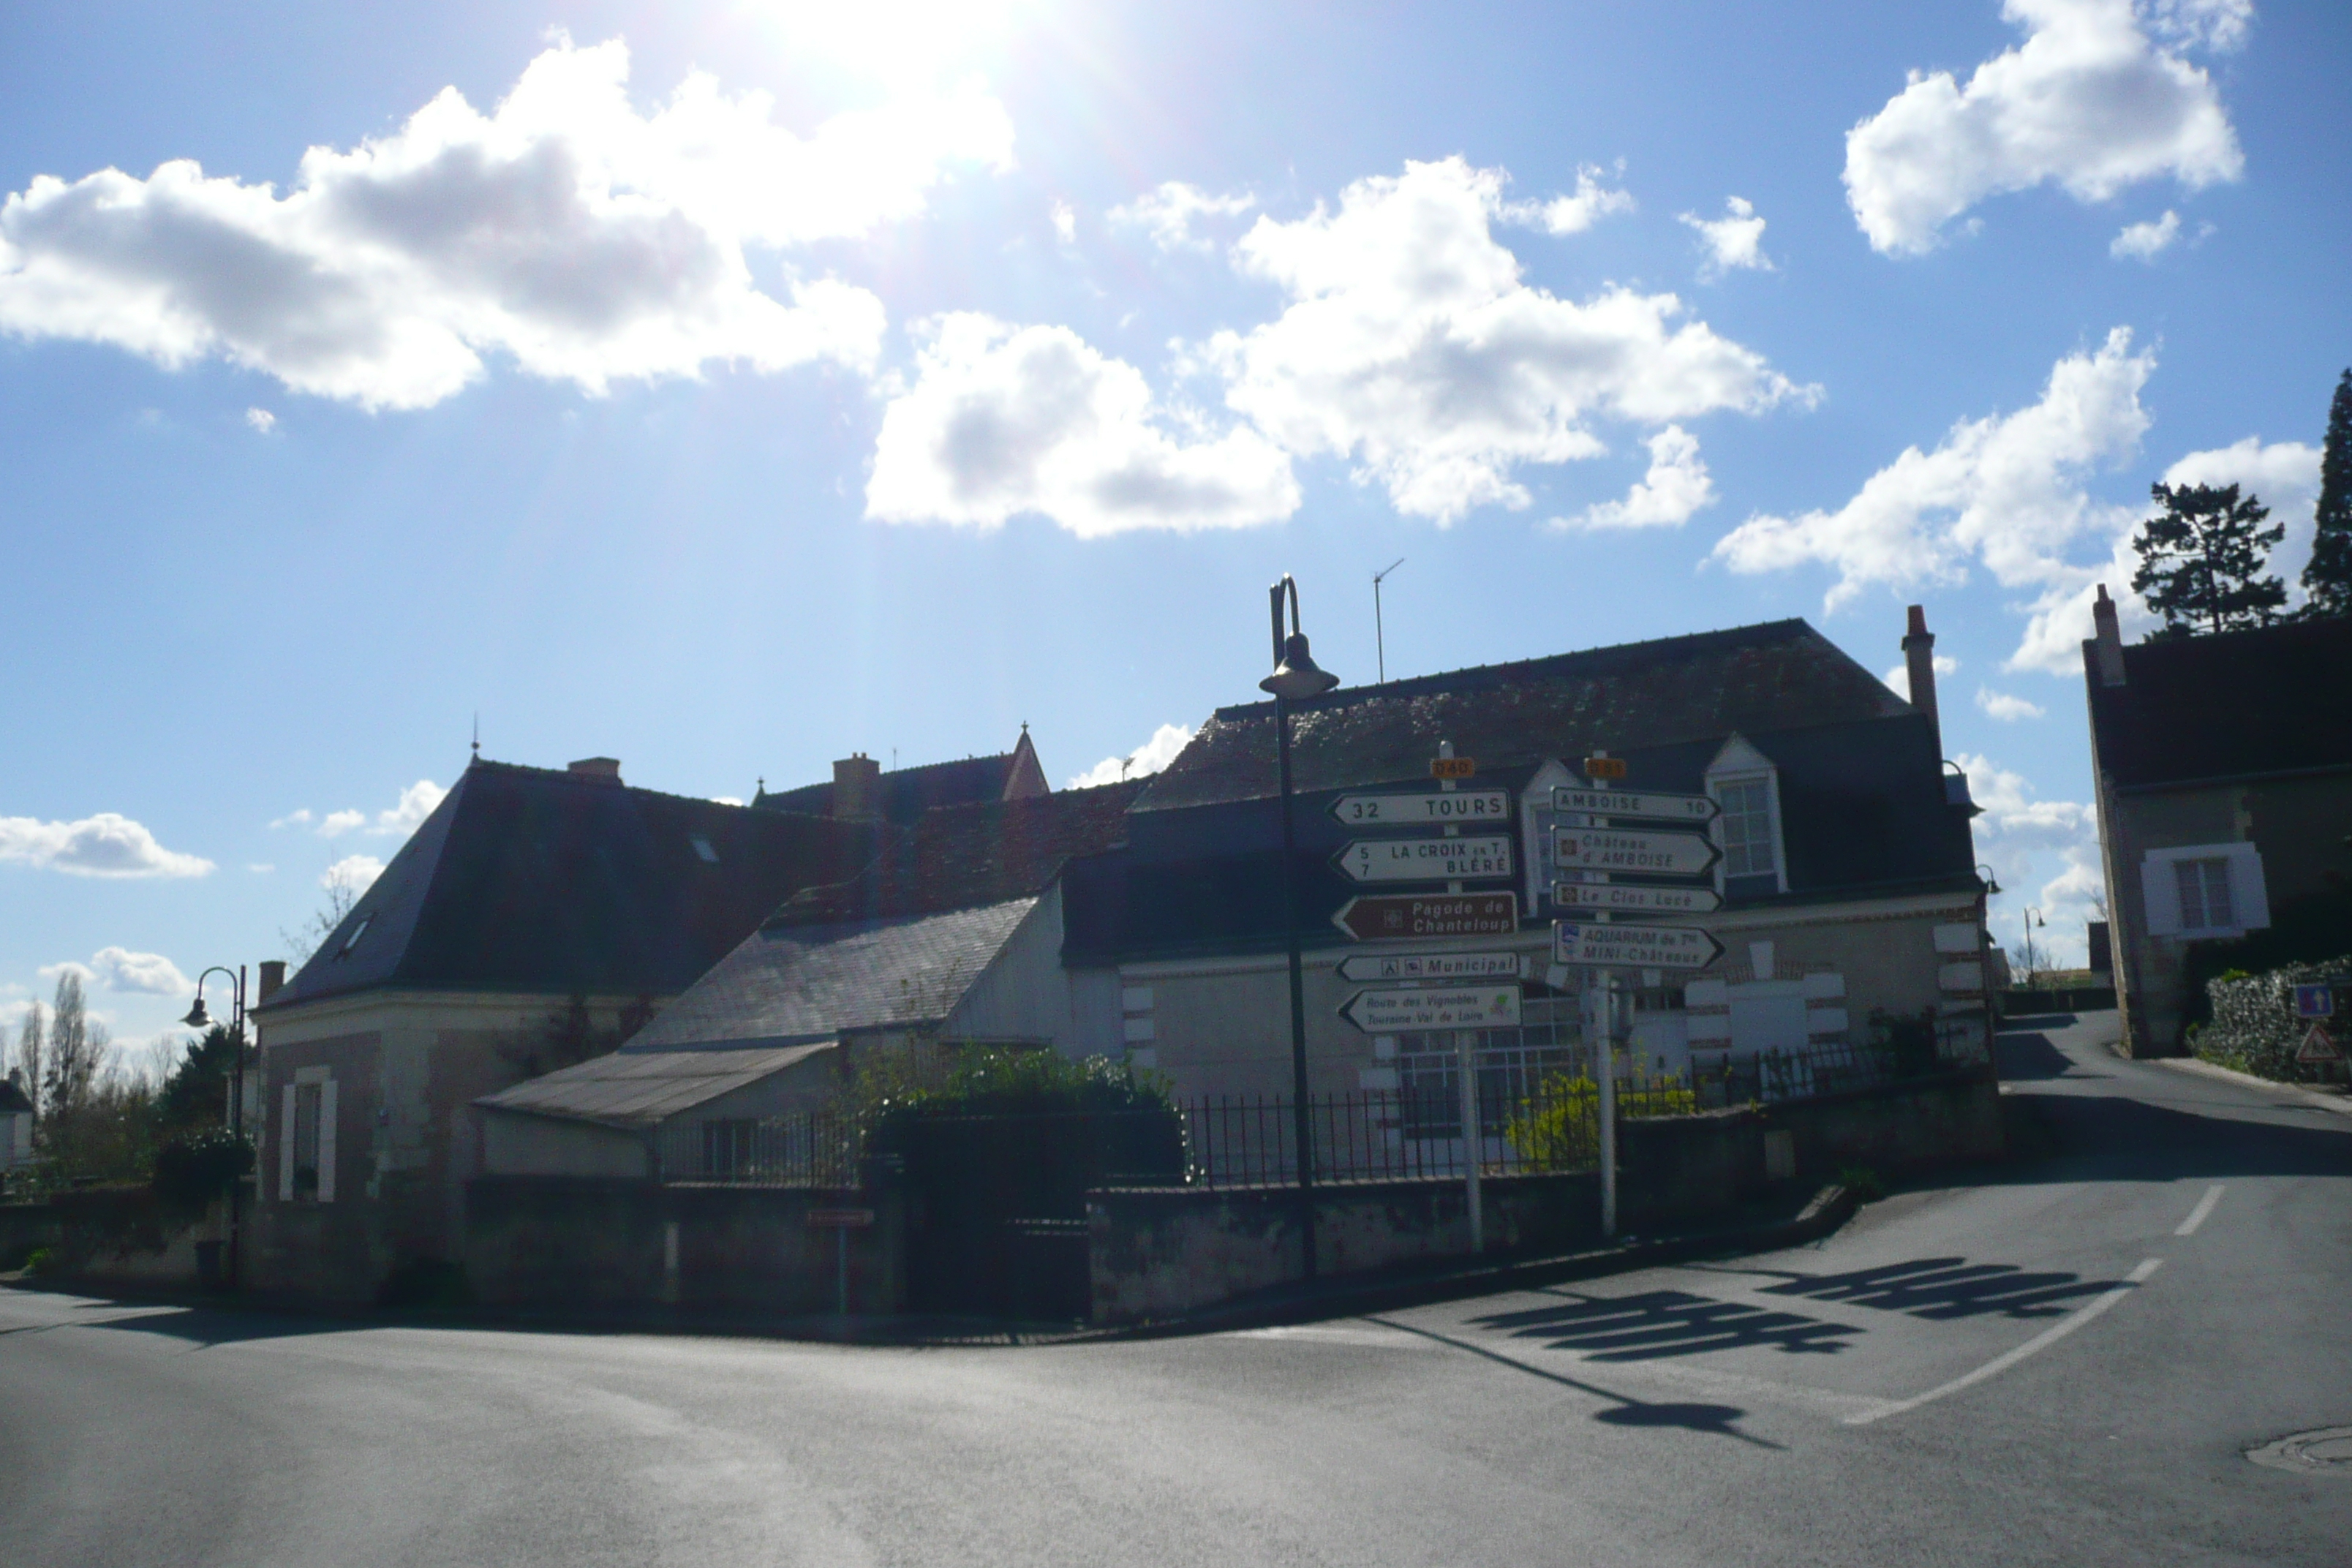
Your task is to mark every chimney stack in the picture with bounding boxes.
[568,757,623,783]
[257,960,287,1003]
[832,753,883,821]
[2089,584,2126,686]
[1902,604,1941,753]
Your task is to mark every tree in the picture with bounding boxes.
[2304,368,2352,619]
[2130,482,2286,638]
[279,864,363,968]
[42,970,102,1117]
[155,1025,244,1134]
[12,1003,43,1118]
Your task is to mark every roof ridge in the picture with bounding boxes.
[467,757,762,813]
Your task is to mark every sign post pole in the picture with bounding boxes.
[1438,742,1485,1255]
[1588,753,1620,1240]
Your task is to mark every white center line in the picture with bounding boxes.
[2174,1183,2225,1236]
[1843,1258,2163,1427]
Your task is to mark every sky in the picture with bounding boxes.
[3,0,2348,1058]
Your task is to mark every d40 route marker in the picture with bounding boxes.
[1336,834,1515,883]
[1333,893,1519,941]
[1341,985,1522,1033]
[1550,786,1719,824]
[1552,921,1725,971]
[1553,826,1721,878]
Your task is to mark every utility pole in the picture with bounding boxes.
[1373,559,1405,684]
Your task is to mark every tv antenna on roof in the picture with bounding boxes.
[1372,558,1406,684]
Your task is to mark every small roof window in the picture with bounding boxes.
[336,915,372,957]
[690,835,719,864]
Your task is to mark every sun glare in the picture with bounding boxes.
[746,0,1024,90]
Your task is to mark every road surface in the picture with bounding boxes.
[5,1011,2349,1566]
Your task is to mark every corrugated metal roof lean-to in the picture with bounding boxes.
[474,1041,837,1128]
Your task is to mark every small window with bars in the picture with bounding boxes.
[2175,858,2235,932]
[1716,777,1777,880]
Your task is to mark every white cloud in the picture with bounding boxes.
[1975,686,2048,720]
[317,809,368,838]
[1879,652,1959,694]
[247,862,275,873]
[2109,209,2182,259]
[1050,200,1075,246]
[85,947,193,996]
[1207,157,1810,524]
[1107,181,1256,252]
[0,37,1013,408]
[1844,0,2245,256]
[865,313,1300,535]
[1714,328,2155,672]
[710,795,744,807]
[2162,434,2323,592]
[1957,751,2104,966]
[1066,722,1196,788]
[244,405,278,433]
[37,960,95,987]
[270,809,313,829]
[1501,163,1635,235]
[1679,196,1771,277]
[0,812,214,878]
[1560,425,1716,531]
[372,778,447,835]
[323,854,385,892]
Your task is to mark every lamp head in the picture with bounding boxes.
[1260,632,1341,702]
[181,996,212,1030]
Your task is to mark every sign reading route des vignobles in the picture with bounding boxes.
[1341,985,1522,1033]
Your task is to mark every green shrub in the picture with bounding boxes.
[1503,1071,1698,1172]
[151,1128,255,1217]
[1836,1165,1888,1203]
[22,1246,57,1275]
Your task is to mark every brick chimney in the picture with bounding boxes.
[1902,604,1941,753]
[2089,584,2126,686]
[568,757,622,783]
[832,753,883,821]
[257,960,287,1003]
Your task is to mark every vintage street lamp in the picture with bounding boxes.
[1261,576,1340,1283]
[182,965,249,1289]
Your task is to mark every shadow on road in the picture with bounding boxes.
[1997,1030,2108,1081]
[1750,1257,2128,1321]
[57,1297,355,1349]
[1469,1289,1860,1361]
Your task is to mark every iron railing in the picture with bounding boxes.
[652,1110,864,1188]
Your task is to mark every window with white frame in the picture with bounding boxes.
[2174,858,2234,932]
[1717,778,1777,879]
[2142,843,2269,940]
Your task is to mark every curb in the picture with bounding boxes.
[2153,1056,2352,1117]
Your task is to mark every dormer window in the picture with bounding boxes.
[1705,734,1787,898]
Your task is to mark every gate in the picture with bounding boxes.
[879,1107,1185,1320]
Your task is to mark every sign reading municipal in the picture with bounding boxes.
[1551,921,1725,970]
[1553,826,1721,878]
[1336,834,1515,884]
[1552,881,1722,915]
[1335,950,1522,984]
[1551,787,1719,824]
[1333,893,1519,941]
[1330,788,1510,826]
[1341,985,1522,1033]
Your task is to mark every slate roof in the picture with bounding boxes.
[752,731,1046,824]
[2088,617,2352,791]
[259,760,880,1013]
[1136,619,1912,810]
[0,1077,32,1115]
[620,900,1043,1052]
[472,1042,836,1128]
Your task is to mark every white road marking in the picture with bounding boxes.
[2174,1183,2225,1237]
[1842,1257,2163,1427]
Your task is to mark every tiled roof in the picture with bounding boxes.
[474,1042,836,1128]
[2089,617,2352,790]
[621,900,1042,1052]
[770,779,1144,928]
[259,761,879,1013]
[0,1077,32,1115]
[752,731,1046,824]
[1135,619,1911,810]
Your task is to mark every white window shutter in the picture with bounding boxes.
[315,1079,338,1203]
[2228,845,2271,932]
[2140,856,2183,936]
[279,1085,298,1200]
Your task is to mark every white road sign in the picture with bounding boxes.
[1335,950,1523,983]
[1551,921,1725,970]
[1341,984,1523,1033]
[1336,834,1515,884]
[1330,788,1511,826]
[1551,881,1722,915]
[1551,786,1719,823]
[1553,826,1721,877]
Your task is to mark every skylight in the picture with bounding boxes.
[690,835,719,864]
[336,915,372,957]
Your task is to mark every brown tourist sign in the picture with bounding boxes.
[1331,892,1520,941]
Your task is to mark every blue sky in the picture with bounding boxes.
[3,0,2347,1052]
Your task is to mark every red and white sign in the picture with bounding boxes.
[2296,1024,2342,1065]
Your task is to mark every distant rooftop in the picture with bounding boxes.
[2089,615,2352,791]
[752,730,1048,824]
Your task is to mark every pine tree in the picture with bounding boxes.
[2129,481,2287,638]
[2303,368,2352,619]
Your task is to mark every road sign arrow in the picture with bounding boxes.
[1335,834,1515,884]
[1335,950,1523,984]
[1341,984,1522,1033]
[1550,786,1719,824]
[1550,881,1722,915]
[1330,788,1511,827]
[1551,921,1725,970]
[1553,826,1721,878]
[1333,894,1519,941]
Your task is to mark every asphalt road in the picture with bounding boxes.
[6,1011,2350,1567]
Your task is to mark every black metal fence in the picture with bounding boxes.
[652,1110,864,1187]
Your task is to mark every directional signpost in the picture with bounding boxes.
[1331,788,1511,826]
[1551,881,1721,916]
[1336,950,1521,983]
[1553,920,1725,971]
[1552,786,1719,824]
[1333,892,1519,941]
[1341,984,1521,1033]
[1553,826,1720,877]
[1338,834,1515,883]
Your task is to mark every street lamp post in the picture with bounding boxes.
[1261,576,1340,1285]
[181,965,249,1289]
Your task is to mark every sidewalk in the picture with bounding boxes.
[2155,1055,2352,1118]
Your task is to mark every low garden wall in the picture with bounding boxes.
[4,1188,223,1289]
[2195,957,2351,1082]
